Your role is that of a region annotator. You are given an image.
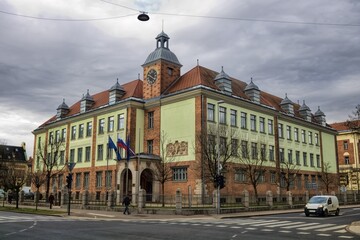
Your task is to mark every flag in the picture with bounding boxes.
[117,136,135,161]
[108,136,121,161]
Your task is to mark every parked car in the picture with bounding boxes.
[22,186,34,200]
[304,195,340,217]
[0,189,5,199]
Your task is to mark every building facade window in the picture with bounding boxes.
[59,150,65,165]
[259,117,265,133]
[85,146,91,162]
[173,167,187,181]
[316,154,321,167]
[96,171,102,188]
[97,144,103,160]
[260,144,266,160]
[219,106,226,124]
[98,118,105,134]
[220,137,227,155]
[303,152,307,166]
[345,156,350,164]
[75,173,81,189]
[70,149,75,163]
[147,140,153,154]
[296,151,300,165]
[278,123,284,138]
[49,132,54,144]
[286,126,291,140]
[241,112,247,129]
[207,103,215,122]
[105,171,112,188]
[118,113,125,130]
[230,109,237,127]
[270,171,276,184]
[251,142,258,159]
[61,128,66,142]
[269,145,275,161]
[148,111,154,129]
[310,153,314,167]
[294,128,299,142]
[268,119,274,135]
[86,122,92,137]
[315,133,319,146]
[279,148,285,162]
[231,139,238,156]
[241,140,248,158]
[308,131,313,145]
[235,169,246,182]
[301,130,306,143]
[83,172,89,189]
[250,115,257,131]
[108,116,114,132]
[77,147,83,163]
[78,124,84,138]
[343,141,348,150]
[288,149,293,164]
[55,130,60,143]
[297,174,302,189]
[71,126,76,140]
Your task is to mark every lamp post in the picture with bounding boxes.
[67,162,76,216]
[216,100,224,214]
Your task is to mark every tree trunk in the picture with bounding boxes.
[46,172,51,202]
[161,182,165,207]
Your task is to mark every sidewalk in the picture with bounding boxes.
[2,203,360,236]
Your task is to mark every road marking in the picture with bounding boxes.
[234,220,278,225]
[281,222,318,229]
[266,221,304,228]
[297,232,310,235]
[252,221,290,226]
[316,224,347,231]
[261,229,274,232]
[87,213,116,218]
[279,230,292,233]
[317,233,331,237]
[338,236,354,239]
[245,227,257,230]
[216,225,228,228]
[230,226,242,229]
[297,223,334,230]
[335,229,347,233]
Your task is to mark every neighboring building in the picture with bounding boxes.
[32,31,338,204]
[330,120,360,192]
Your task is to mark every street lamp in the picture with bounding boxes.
[216,100,224,214]
[138,12,150,21]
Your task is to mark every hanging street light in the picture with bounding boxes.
[138,12,150,21]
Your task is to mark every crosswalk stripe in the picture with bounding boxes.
[335,229,348,233]
[282,222,318,229]
[252,221,290,226]
[298,223,334,230]
[233,220,278,225]
[267,221,304,228]
[316,224,346,232]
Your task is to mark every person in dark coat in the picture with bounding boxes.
[122,195,131,215]
[49,193,55,209]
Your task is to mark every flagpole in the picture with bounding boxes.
[125,134,129,196]
[137,128,141,206]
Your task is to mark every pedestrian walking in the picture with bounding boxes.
[122,195,131,215]
[49,193,55,209]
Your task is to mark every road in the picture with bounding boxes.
[0,208,359,240]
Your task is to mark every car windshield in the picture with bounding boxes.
[308,196,327,204]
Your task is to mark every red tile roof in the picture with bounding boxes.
[330,120,360,131]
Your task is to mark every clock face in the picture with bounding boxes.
[147,69,158,85]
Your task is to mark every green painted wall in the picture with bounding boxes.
[321,131,337,173]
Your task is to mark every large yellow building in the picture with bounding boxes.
[32,31,338,205]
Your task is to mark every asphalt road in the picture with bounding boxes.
[0,208,359,240]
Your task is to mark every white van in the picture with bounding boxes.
[304,195,340,217]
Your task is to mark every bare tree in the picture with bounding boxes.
[2,162,28,208]
[317,162,338,194]
[345,104,360,131]
[152,131,177,207]
[195,124,234,191]
[236,140,267,205]
[277,160,300,192]
[30,170,48,210]
[36,139,66,201]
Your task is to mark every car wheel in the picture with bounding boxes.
[323,209,329,217]
[305,212,310,217]
[335,208,340,216]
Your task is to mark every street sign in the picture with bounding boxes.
[68,162,76,172]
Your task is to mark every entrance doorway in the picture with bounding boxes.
[140,169,153,202]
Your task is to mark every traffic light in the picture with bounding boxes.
[66,173,73,189]
[218,175,225,189]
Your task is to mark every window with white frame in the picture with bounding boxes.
[230,109,237,127]
[241,112,247,129]
[250,114,256,131]
[269,145,274,161]
[301,129,306,143]
[294,128,299,142]
[86,122,92,137]
[286,126,291,140]
[288,149,293,164]
[207,103,215,122]
[219,106,226,124]
[96,171,102,188]
[97,144,103,160]
[98,118,105,134]
[108,116,114,132]
[235,169,246,182]
[259,117,265,133]
[118,113,125,130]
[278,123,284,138]
[268,119,274,135]
[78,124,84,138]
[173,167,188,181]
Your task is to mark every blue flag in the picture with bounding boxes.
[108,136,121,161]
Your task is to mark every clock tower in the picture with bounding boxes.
[142,31,182,99]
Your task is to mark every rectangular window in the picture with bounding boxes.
[294,128,299,142]
[105,171,112,188]
[60,150,65,165]
[279,148,285,162]
[288,149,293,164]
[269,145,274,161]
[315,133,319,146]
[278,123,284,138]
[78,124,84,138]
[296,174,302,189]
[231,139,238,156]
[301,130,306,143]
[148,111,154,129]
[97,144,103,160]
[61,128,66,142]
[256,171,265,183]
[260,144,266,160]
[259,117,265,133]
[230,109,237,126]
[70,149,75,163]
[316,154,321,167]
[86,122,92,137]
[303,152,307,166]
[296,151,300,165]
[207,103,215,122]
[85,146,91,162]
[220,137,227,155]
[251,142,258,159]
[147,140,153,154]
[345,156,350,164]
[173,167,188,181]
[96,171,102,188]
[344,141,348,150]
[308,131,313,145]
[250,115,256,131]
[71,126,76,140]
[75,173,81,189]
[83,172,89,189]
[77,147,83,163]
[270,171,276,184]
[268,119,274,135]
[219,106,226,124]
[241,112,247,129]
[118,113,125,130]
[310,153,314,167]
[98,118,105,134]
[55,130,60,143]
[241,140,248,158]
[49,132,54,144]
[108,116,114,132]
[286,126,291,140]
[235,169,246,182]
[58,174,63,189]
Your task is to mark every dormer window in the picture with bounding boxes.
[167,67,173,76]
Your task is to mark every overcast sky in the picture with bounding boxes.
[0,0,359,158]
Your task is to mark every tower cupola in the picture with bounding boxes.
[80,89,94,113]
[314,106,326,126]
[280,93,294,115]
[214,66,232,95]
[109,79,125,105]
[299,100,312,121]
[56,98,69,119]
[244,78,260,103]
